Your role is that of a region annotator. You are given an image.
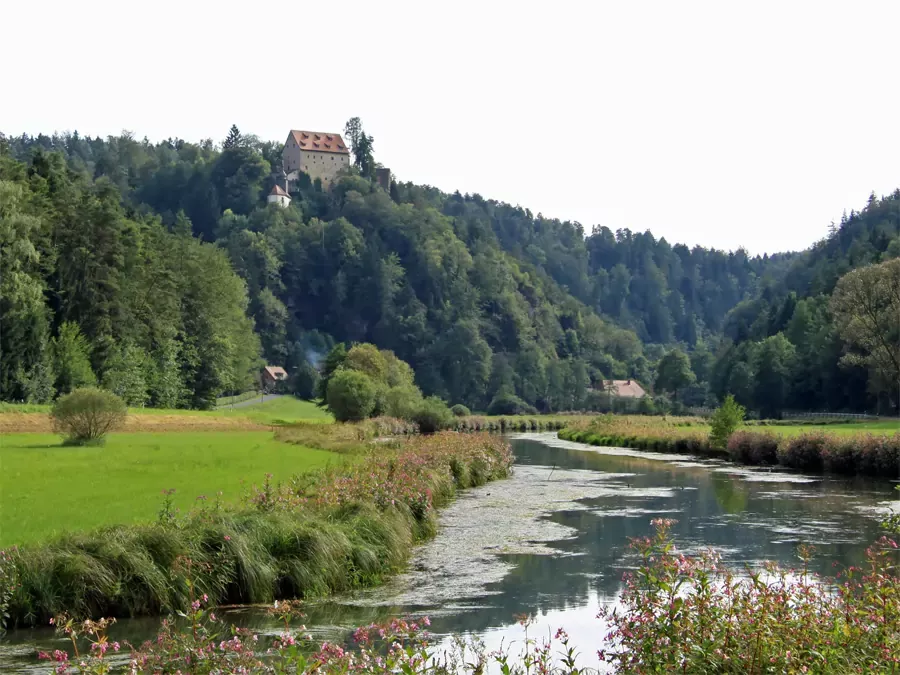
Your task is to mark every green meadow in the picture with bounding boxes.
[0,395,332,425]
[748,420,900,436]
[1,397,340,547]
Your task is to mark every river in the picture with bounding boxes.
[2,432,898,672]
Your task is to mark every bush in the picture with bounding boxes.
[821,436,858,474]
[411,396,454,434]
[326,370,377,422]
[777,433,827,472]
[291,361,320,400]
[383,385,424,420]
[708,395,745,448]
[487,391,536,416]
[450,404,471,417]
[854,434,900,478]
[727,430,779,465]
[51,387,127,445]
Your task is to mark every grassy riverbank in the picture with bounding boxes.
[560,415,900,478]
[2,432,512,628]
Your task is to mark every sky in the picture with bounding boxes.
[3,0,899,254]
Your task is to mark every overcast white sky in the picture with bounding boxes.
[4,1,899,254]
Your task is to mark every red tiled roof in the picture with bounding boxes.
[264,366,288,380]
[287,130,350,155]
[269,185,289,197]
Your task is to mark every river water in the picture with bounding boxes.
[3,432,898,672]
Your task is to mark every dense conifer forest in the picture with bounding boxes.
[2,127,898,413]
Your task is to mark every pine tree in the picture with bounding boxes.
[223,124,242,149]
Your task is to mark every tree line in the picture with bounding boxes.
[2,126,898,414]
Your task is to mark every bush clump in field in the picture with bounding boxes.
[708,395,745,448]
[326,369,378,421]
[451,404,471,417]
[51,387,126,445]
[411,396,454,434]
[487,391,536,416]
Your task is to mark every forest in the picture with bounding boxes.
[2,124,898,414]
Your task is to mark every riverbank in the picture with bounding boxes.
[6,431,898,674]
[1,432,512,629]
[559,416,900,478]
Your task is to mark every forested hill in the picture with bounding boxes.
[3,128,892,414]
[711,192,900,416]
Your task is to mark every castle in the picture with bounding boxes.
[267,128,390,206]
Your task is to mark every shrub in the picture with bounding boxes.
[854,434,900,478]
[326,369,377,422]
[411,396,454,434]
[821,436,858,474]
[50,387,126,445]
[487,391,536,416]
[777,433,827,472]
[383,385,424,420]
[450,404,471,417]
[727,430,779,465]
[708,395,745,448]
[603,518,900,674]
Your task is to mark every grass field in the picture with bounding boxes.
[0,396,332,433]
[750,421,900,436]
[0,431,346,546]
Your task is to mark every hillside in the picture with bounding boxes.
[2,127,895,413]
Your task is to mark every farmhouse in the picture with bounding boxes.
[283,130,350,187]
[262,365,288,392]
[603,380,647,398]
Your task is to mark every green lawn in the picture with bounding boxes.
[1,395,332,425]
[224,397,332,425]
[749,421,900,436]
[0,431,343,546]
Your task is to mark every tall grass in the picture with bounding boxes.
[560,416,900,478]
[452,414,587,433]
[2,433,512,628]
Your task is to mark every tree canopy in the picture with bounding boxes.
[3,124,898,415]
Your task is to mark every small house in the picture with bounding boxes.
[267,184,291,208]
[603,380,647,398]
[262,366,288,392]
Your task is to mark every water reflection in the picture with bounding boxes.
[2,433,896,673]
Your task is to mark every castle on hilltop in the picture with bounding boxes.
[267,128,391,207]
[283,129,350,188]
